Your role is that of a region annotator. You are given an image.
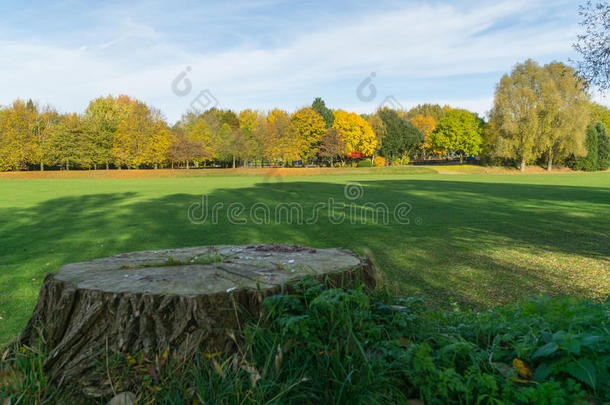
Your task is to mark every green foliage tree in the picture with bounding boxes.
[431,109,483,164]
[378,108,423,164]
[0,87,605,172]
[596,122,610,170]
[220,109,240,131]
[366,114,386,158]
[312,97,334,128]
[215,123,249,168]
[83,95,132,169]
[44,113,85,170]
[574,124,599,171]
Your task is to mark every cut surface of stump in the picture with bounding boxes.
[17,244,374,394]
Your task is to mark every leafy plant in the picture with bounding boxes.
[2,282,608,404]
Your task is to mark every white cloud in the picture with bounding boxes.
[0,0,594,121]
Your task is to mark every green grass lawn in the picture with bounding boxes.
[1,169,609,345]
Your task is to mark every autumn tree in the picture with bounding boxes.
[24,100,63,171]
[431,109,483,164]
[318,128,346,166]
[403,104,451,122]
[378,108,423,164]
[537,62,590,171]
[169,126,203,169]
[113,101,173,169]
[366,114,386,159]
[410,114,436,158]
[216,123,252,168]
[83,95,132,169]
[180,111,216,166]
[0,100,37,171]
[491,60,591,171]
[331,110,377,157]
[239,109,266,166]
[291,107,326,161]
[265,109,301,165]
[489,60,545,171]
[312,97,334,128]
[43,113,86,170]
[148,119,174,169]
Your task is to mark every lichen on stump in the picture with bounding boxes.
[16,244,374,392]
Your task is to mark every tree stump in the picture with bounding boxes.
[16,244,374,393]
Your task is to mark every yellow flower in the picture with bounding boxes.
[512,358,533,380]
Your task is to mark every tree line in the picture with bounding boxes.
[1,60,609,171]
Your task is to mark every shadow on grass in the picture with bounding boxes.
[0,179,608,342]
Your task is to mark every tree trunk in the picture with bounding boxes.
[460,153,463,165]
[16,245,374,397]
[106,161,109,170]
[232,155,236,168]
[40,162,44,171]
[186,160,190,169]
[520,158,526,171]
[547,151,553,172]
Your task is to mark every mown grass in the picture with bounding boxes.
[0,169,609,346]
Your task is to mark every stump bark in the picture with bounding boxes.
[16,244,374,393]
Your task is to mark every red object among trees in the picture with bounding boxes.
[347,151,364,159]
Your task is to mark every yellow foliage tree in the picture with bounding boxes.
[265,109,301,164]
[238,109,265,165]
[410,114,437,156]
[366,114,386,155]
[184,115,215,162]
[113,101,173,168]
[331,110,377,156]
[290,107,326,160]
[0,100,37,171]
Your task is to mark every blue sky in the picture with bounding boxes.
[0,0,596,122]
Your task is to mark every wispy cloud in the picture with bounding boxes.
[0,0,588,121]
